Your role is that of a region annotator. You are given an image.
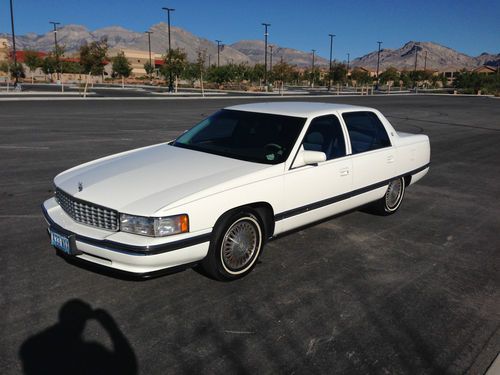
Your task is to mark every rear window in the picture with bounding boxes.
[342,111,391,154]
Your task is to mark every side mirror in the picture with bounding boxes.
[292,149,326,168]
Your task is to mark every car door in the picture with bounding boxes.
[340,111,396,206]
[276,114,353,233]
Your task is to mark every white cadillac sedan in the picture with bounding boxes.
[43,102,430,280]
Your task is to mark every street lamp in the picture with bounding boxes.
[424,50,428,71]
[162,6,175,92]
[216,40,222,67]
[9,0,18,85]
[269,45,274,72]
[346,53,350,82]
[328,34,335,91]
[413,46,418,89]
[262,23,270,89]
[145,31,153,83]
[311,49,316,87]
[376,41,382,85]
[49,21,61,80]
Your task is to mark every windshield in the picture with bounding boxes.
[172,109,306,164]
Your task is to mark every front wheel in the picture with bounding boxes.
[201,210,264,281]
[370,177,406,215]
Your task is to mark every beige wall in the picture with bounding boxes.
[0,38,9,61]
[109,49,163,76]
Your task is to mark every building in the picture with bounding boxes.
[472,65,498,75]
[0,38,9,61]
[109,49,164,76]
[357,67,377,77]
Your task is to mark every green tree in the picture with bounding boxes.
[272,62,295,84]
[53,44,66,76]
[453,70,487,93]
[61,61,82,74]
[196,50,207,94]
[351,68,372,86]
[160,48,187,92]
[206,65,232,86]
[289,69,302,85]
[79,38,108,96]
[0,60,9,73]
[305,68,320,87]
[230,63,248,88]
[379,67,399,85]
[0,57,25,82]
[429,74,440,88]
[400,70,412,88]
[440,73,448,87]
[329,63,348,85]
[24,50,42,83]
[10,62,25,80]
[111,51,132,88]
[80,39,108,76]
[144,61,155,80]
[247,63,265,84]
[181,62,199,84]
[41,55,57,78]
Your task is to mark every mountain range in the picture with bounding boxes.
[1,23,498,71]
[350,41,499,71]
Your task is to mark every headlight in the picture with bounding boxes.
[120,214,189,237]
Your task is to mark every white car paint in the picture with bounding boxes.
[42,102,430,276]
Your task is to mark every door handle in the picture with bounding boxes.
[339,167,350,176]
[387,155,395,163]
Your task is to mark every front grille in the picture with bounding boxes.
[55,188,119,231]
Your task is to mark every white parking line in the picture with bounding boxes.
[0,145,50,150]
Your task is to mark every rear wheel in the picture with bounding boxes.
[202,210,264,281]
[370,177,406,215]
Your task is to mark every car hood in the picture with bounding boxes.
[54,144,275,215]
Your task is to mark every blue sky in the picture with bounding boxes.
[1,0,499,60]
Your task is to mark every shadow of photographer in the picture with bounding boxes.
[19,299,137,375]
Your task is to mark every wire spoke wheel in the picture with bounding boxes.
[221,218,259,272]
[385,178,404,210]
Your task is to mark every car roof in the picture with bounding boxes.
[225,102,374,118]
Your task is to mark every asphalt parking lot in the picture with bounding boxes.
[1,95,499,374]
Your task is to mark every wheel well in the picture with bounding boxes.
[404,175,412,187]
[217,202,275,240]
[248,202,275,240]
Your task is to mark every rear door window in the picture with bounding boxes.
[342,112,391,154]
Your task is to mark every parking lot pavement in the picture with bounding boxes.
[0,96,499,374]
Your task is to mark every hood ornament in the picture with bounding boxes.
[78,182,83,192]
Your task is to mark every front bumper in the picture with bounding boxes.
[42,198,211,275]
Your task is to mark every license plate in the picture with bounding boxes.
[50,231,73,255]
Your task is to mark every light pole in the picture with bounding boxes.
[9,0,18,85]
[311,49,316,87]
[376,41,382,85]
[346,52,350,82]
[49,21,61,80]
[262,23,270,89]
[162,7,175,92]
[145,31,153,83]
[328,34,335,91]
[269,45,273,72]
[424,50,427,71]
[216,40,222,67]
[413,46,418,88]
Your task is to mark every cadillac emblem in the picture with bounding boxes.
[78,182,83,192]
